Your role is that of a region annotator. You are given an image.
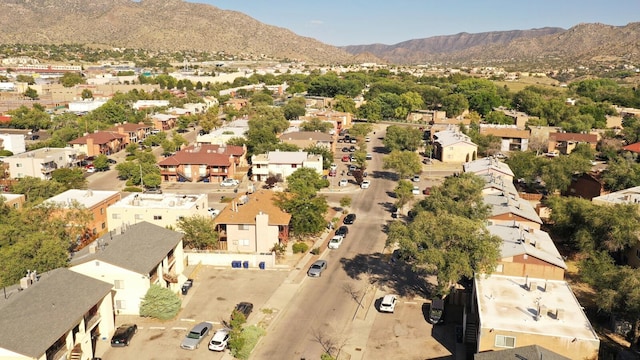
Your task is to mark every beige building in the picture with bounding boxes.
[4,147,81,180]
[279,131,335,153]
[471,274,599,359]
[463,157,515,184]
[106,193,208,231]
[433,129,478,163]
[0,268,114,360]
[214,190,291,253]
[0,193,26,210]
[70,222,185,316]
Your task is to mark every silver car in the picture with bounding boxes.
[307,260,327,277]
[181,322,212,350]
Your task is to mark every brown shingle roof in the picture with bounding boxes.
[158,144,237,166]
[107,123,150,132]
[68,131,126,145]
[549,132,598,143]
[480,127,530,139]
[215,190,291,225]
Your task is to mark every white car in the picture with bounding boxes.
[208,328,230,351]
[365,136,371,142]
[338,179,348,187]
[412,186,420,195]
[328,235,344,249]
[208,208,221,218]
[330,163,338,171]
[220,178,239,187]
[379,294,398,313]
[360,180,371,189]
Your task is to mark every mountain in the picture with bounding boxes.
[0,0,353,64]
[344,23,640,66]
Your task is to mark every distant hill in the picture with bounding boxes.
[0,0,353,64]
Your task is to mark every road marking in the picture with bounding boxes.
[206,320,222,325]
[180,318,196,322]
[149,326,165,330]
[172,327,188,331]
[404,301,418,305]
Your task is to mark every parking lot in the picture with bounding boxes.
[97,267,288,360]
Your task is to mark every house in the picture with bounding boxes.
[479,126,530,152]
[106,192,208,231]
[463,157,515,184]
[223,98,249,111]
[622,142,640,154]
[301,109,352,132]
[70,222,185,316]
[279,131,335,153]
[547,132,598,155]
[0,133,26,154]
[564,172,605,200]
[149,113,177,131]
[474,344,570,360]
[0,193,26,210]
[487,221,567,280]
[158,144,242,183]
[470,274,599,359]
[43,189,121,241]
[592,186,640,267]
[0,268,114,360]
[68,131,127,157]
[214,190,291,253]
[406,109,446,124]
[251,151,323,182]
[132,99,170,110]
[3,147,81,180]
[493,107,533,129]
[484,192,543,230]
[432,129,478,163]
[106,122,152,146]
[197,118,250,145]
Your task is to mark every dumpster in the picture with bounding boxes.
[242,261,249,269]
[181,285,189,295]
[259,261,266,270]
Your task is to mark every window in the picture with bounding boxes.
[114,280,125,289]
[291,164,298,168]
[135,214,143,220]
[115,300,126,310]
[153,215,162,220]
[101,222,106,229]
[240,239,250,247]
[495,335,515,348]
[495,264,504,273]
[239,224,249,230]
[112,213,121,219]
[100,208,104,214]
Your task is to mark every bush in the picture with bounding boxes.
[292,242,309,254]
[123,186,142,192]
[311,247,320,255]
[234,325,267,360]
[139,284,181,320]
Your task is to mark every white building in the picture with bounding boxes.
[250,151,323,182]
[107,193,209,231]
[67,99,108,113]
[132,100,170,110]
[0,133,26,154]
[197,119,250,145]
[3,147,81,179]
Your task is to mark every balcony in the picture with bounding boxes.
[163,272,178,283]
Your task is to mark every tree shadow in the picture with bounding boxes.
[339,252,434,299]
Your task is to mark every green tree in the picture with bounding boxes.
[50,168,87,190]
[139,284,182,320]
[11,176,65,204]
[441,93,469,118]
[16,74,35,84]
[81,89,93,100]
[276,194,328,237]
[24,87,39,100]
[383,150,422,179]
[286,167,328,197]
[339,196,352,210]
[199,106,222,132]
[304,144,334,170]
[92,154,110,172]
[602,156,640,192]
[8,105,50,129]
[413,173,490,220]
[250,92,274,106]
[383,125,423,152]
[282,96,306,120]
[333,95,356,114]
[394,180,414,211]
[505,151,541,184]
[60,72,85,87]
[348,123,374,140]
[300,118,332,133]
[177,215,219,250]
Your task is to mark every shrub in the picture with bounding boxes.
[139,284,181,320]
[235,325,266,360]
[123,186,142,192]
[311,247,320,255]
[292,242,309,254]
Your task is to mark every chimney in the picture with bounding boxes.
[556,308,564,320]
[529,281,537,292]
[89,244,97,254]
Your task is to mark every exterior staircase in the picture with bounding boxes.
[68,344,82,360]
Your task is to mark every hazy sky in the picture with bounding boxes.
[189,0,640,46]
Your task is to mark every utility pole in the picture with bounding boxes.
[139,162,144,189]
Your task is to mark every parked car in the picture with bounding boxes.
[86,166,96,173]
[107,158,117,164]
[110,324,138,347]
[341,155,350,162]
[180,322,212,350]
[412,174,420,182]
[208,328,230,351]
[343,213,356,225]
[232,302,254,321]
[143,187,163,194]
[307,260,327,277]
[338,179,348,187]
[379,294,397,313]
[360,180,371,189]
[341,147,350,152]
[349,145,357,152]
[208,208,221,217]
[365,136,371,142]
[366,153,372,160]
[328,235,344,249]
[412,186,420,195]
[329,169,337,177]
[330,163,338,171]
[335,225,349,238]
[220,178,239,187]
[428,298,445,324]
[423,187,431,195]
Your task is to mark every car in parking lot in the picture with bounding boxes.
[412,174,420,182]
[107,158,117,164]
[338,179,348,187]
[208,208,221,218]
[341,147,350,152]
[360,180,371,189]
[342,155,350,162]
[366,153,372,160]
[181,322,212,350]
[343,213,356,224]
[412,186,420,195]
[335,225,349,238]
[232,302,254,321]
[208,328,230,351]
[379,294,397,313]
[110,324,137,347]
[423,187,431,195]
[330,163,337,171]
[220,178,239,187]
[348,164,357,171]
[328,235,344,249]
[365,136,371,142]
[307,260,327,277]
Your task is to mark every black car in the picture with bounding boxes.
[341,147,350,152]
[335,225,349,238]
[107,158,117,164]
[110,324,137,347]
[232,302,254,321]
[343,213,356,225]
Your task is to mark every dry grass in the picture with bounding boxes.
[495,76,565,93]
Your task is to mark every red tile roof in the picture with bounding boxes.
[68,131,126,145]
[623,142,640,153]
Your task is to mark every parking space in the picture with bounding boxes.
[98,267,288,359]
